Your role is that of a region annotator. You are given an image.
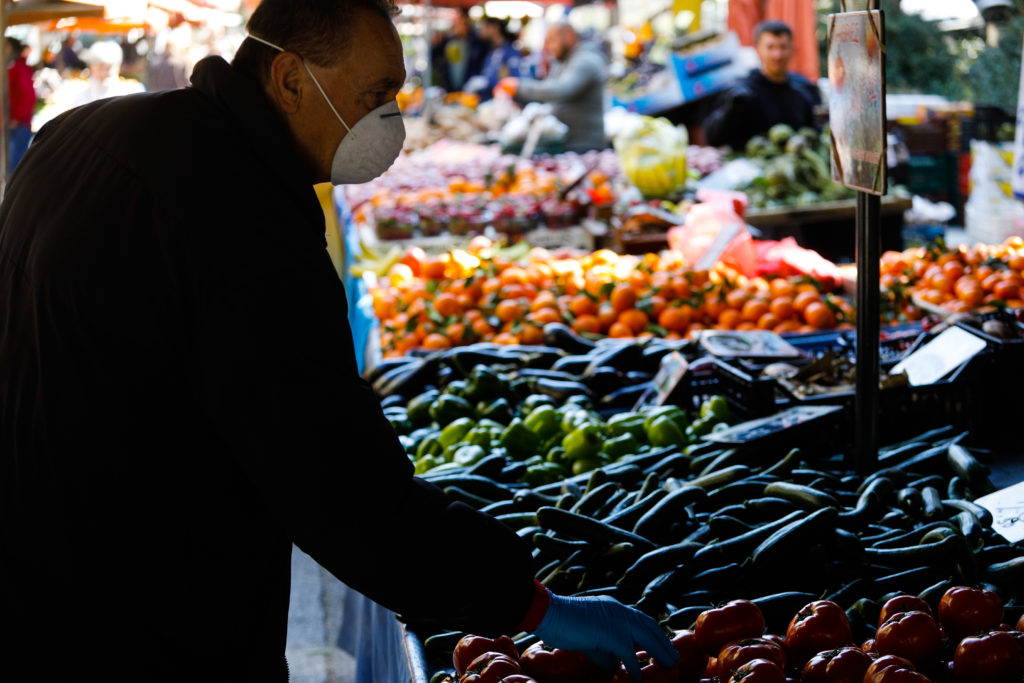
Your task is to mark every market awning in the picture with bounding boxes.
[6,0,106,26]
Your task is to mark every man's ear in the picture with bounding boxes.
[268,52,305,114]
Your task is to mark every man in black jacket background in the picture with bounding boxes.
[703,20,821,150]
[0,0,676,680]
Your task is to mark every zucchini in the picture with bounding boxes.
[536,506,656,553]
[495,511,540,529]
[942,498,994,527]
[570,481,622,518]
[443,485,494,509]
[836,477,893,529]
[617,541,704,600]
[985,558,1024,597]
[759,447,803,478]
[862,533,972,572]
[690,510,805,568]
[632,484,706,543]
[947,476,969,500]
[663,604,713,631]
[954,510,984,550]
[763,481,838,509]
[703,479,781,510]
[689,464,750,490]
[751,591,819,634]
[742,496,800,520]
[706,514,754,539]
[947,443,996,495]
[869,521,956,549]
[604,489,668,532]
[920,486,944,521]
[750,507,839,570]
[422,474,516,500]
[533,533,589,558]
[641,452,692,480]
[871,566,945,598]
[697,449,742,478]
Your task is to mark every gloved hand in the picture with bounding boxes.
[494,77,519,99]
[532,592,678,680]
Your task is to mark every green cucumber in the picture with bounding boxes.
[763,481,838,509]
[536,506,656,552]
[947,443,996,495]
[689,464,750,490]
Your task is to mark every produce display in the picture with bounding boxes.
[408,422,1024,682]
[369,240,853,357]
[345,143,622,241]
[438,587,1024,682]
[733,124,856,210]
[880,237,1024,319]
[613,116,691,200]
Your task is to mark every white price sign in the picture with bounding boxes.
[976,481,1024,544]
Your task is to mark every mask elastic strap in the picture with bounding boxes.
[247,33,355,138]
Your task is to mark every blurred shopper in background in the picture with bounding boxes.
[495,21,607,153]
[702,20,820,150]
[464,16,522,101]
[34,39,146,130]
[5,37,36,174]
[430,8,488,93]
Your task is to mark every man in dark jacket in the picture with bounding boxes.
[703,20,821,150]
[430,8,488,93]
[0,1,676,681]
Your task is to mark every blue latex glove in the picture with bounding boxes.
[532,592,678,680]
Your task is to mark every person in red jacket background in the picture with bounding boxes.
[5,37,36,174]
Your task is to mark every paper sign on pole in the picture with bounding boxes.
[1012,36,1024,200]
[827,10,887,195]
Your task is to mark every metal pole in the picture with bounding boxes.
[854,190,881,473]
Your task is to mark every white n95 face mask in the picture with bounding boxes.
[249,34,406,185]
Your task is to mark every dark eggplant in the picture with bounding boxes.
[373,354,443,398]
[552,354,596,375]
[363,356,416,384]
[599,383,652,410]
[583,341,645,378]
[583,365,625,395]
[542,322,597,354]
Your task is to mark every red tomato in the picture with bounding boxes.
[726,657,787,682]
[953,631,1024,682]
[938,587,1003,641]
[717,637,787,678]
[454,636,520,675]
[517,642,608,683]
[800,646,872,683]
[461,652,522,683]
[879,596,934,627]
[1018,614,1024,632]
[862,639,878,655]
[670,629,709,683]
[875,611,942,669]
[863,654,931,683]
[785,601,854,668]
[695,600,766,655]
[499,677,537,683]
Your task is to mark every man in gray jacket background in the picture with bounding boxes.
[496,22,608,153]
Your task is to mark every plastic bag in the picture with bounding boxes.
[613,116,688,199]
[667,198,757,277]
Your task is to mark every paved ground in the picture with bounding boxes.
[286,546,356,683]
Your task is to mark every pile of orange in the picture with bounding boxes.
[372,238,852,357]
[880,236,1024,320]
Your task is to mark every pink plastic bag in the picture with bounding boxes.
[667,192,757,277]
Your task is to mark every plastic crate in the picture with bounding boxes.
[709,325,991,444]
[951,312,1024,439]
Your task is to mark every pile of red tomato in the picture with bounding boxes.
[443,586,1024,682]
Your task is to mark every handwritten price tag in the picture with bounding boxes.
[975,481,1024,544]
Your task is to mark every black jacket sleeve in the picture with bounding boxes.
[188,197,536,637]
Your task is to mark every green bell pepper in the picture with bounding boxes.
[438,417,475,449]
[646,415,688,448]
[686,416,716,439]
[464,366,506,403]
[415,434,443,461]
[429,394,475,426]
[464,424,498,448]
[545,446,568,466]
[406,390,439,428]
[499,417,542,459]
[606,412,646,441]
[700,395,730,421]
[558,405,601,434]
[414,454,442,475]
[523,404,560,440]
[601,432,639,460]
[571,457,603,476]
[562,423,603,462]
[443,379,469,397]
[476,397,514,425]
[453,444,487,467]
[522,462,569,487]
[642,405,689,434]
[521,393,556,414]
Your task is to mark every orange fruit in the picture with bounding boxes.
[717,308,742,329]
[647,295,668,319]
[569,294,599,318]
[769,297,794,320]
[421,332,452,350]
[770,278,797,299]
[597,304,618,330]
[518,323,544,346]
[433,292,462,318]
[725,288,749,310]
[608,321,634,338]
[735,321,757,331]
[793,290,821,316]
[472,317,494,337]
[422,258,447,280]
[773,319,802,334]
[495,299,525,323]
[572,314,601,334]
[492,331,519,345]
[803,301,837,329]
[757,312,780,330]
[446,322,467,345]
[703,294,726,320]
[530,291,558,312]
[658,306,692,333]
[528,308,562,326]
[610,284,637,312]
[741,299,769,323]
[618,308,650,335]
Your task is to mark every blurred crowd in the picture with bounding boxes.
[5,24,236,175]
